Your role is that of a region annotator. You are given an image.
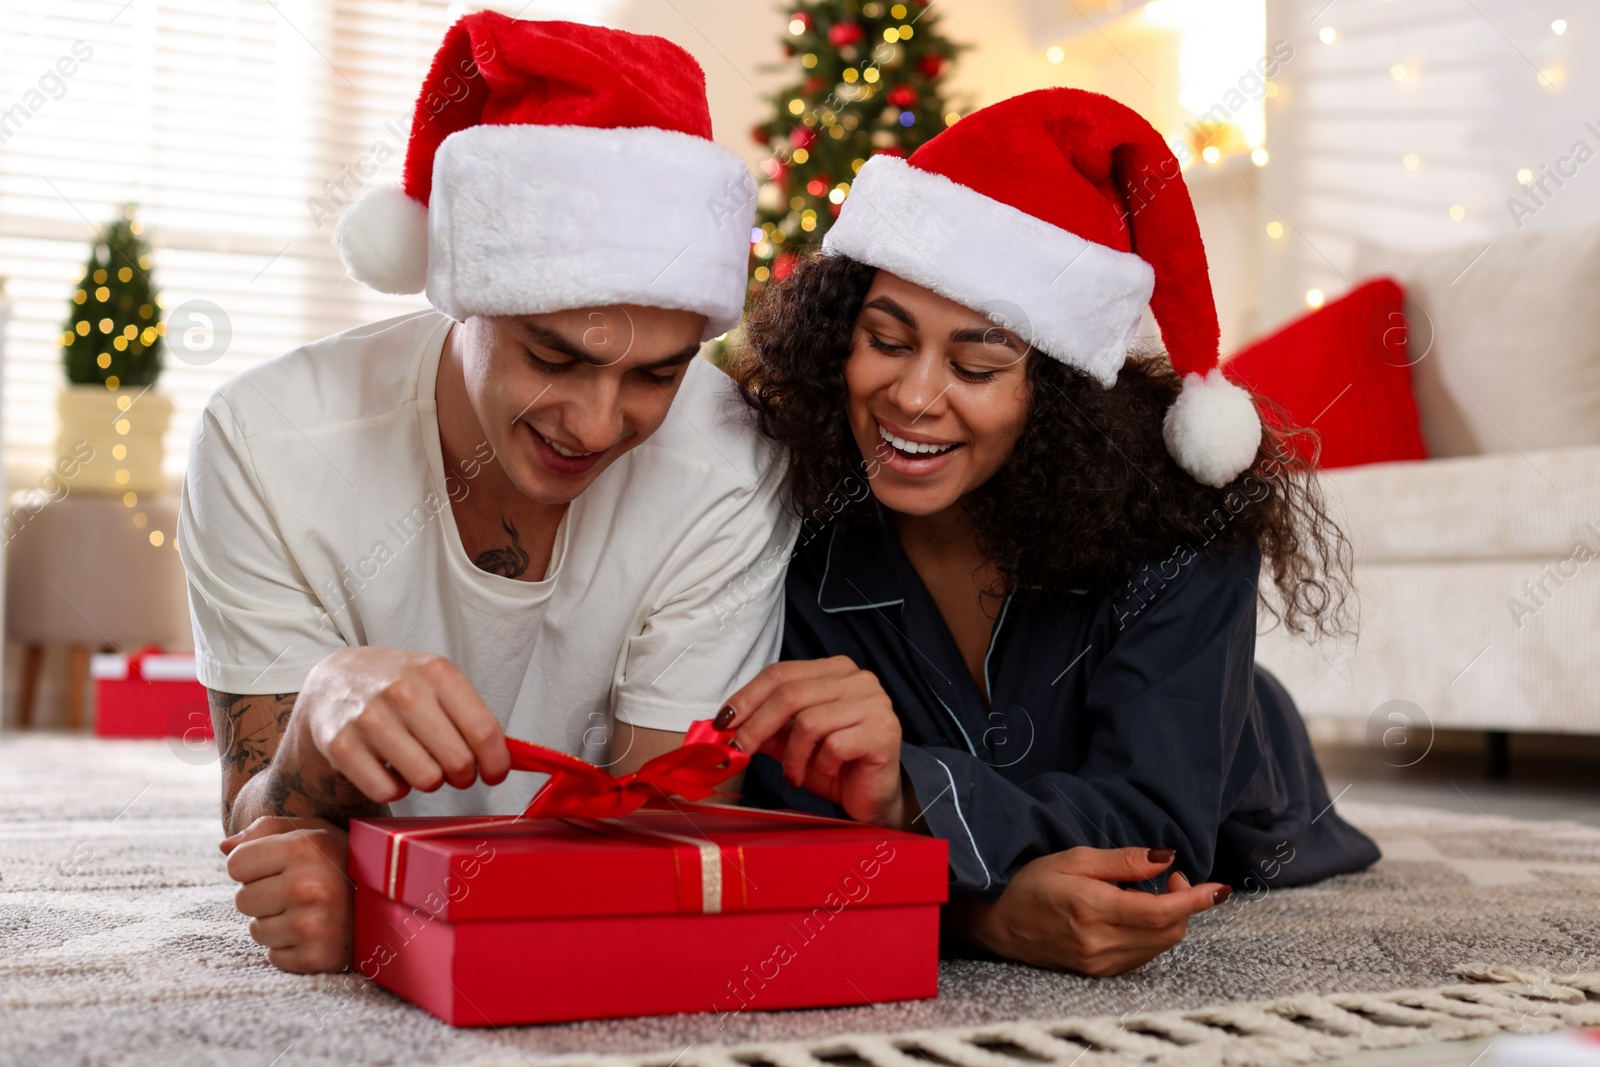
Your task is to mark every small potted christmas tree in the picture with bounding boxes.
[57,204,172,496]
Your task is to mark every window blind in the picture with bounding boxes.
[0,0,459,487]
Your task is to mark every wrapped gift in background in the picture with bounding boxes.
[348,722,948,1026]
[90,647,211,741]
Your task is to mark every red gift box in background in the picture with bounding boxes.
[90,647,212,740]
[348,721,949,1027]
[348,803,947,1026]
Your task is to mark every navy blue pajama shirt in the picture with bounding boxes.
[742,505,1381,900]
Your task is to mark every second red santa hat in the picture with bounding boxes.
[824,87,1262,488]
[333,12,754,339]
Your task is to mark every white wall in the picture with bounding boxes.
[1252,0,1600,337]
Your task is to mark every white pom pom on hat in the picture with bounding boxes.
[333,183,429,295]
[1162,368,1263,488]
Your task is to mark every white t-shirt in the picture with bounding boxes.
[178,310,796,817]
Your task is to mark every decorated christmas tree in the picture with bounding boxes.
[748,0,964,288]
[61,204,164,390]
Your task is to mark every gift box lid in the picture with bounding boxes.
[348,802,948,922]
[91,650,198,682]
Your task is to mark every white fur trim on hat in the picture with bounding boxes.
[1162,369,1262,487]
[425,124,754,339]
[822,155,1155,386]
[333,183,430,295]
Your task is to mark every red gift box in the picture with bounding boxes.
[91,648,212,740]
[347,725,948,1027]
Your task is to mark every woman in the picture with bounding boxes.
[715,88,1380,976]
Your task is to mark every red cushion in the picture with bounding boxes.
[1223,278,1428,469]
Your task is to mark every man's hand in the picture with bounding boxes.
[721,657,910,827]
[293,647,512,805]
[221,817,353,975]
[949,847,1231,977]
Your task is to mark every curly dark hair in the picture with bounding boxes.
[734,252,1353,638]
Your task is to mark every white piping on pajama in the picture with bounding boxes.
[930,753,992,891]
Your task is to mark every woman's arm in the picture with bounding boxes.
[723,658,1229,975]
[754,545,1268,897]
[949,847,1228,975]
[607,719,746,801]
[896,550,1265,896]
[723,656,916,824]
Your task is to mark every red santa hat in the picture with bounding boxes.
[333,13,753,339]
[823,88,1262,488]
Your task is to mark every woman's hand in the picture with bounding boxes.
[292,647,511,805]
[719,657,911,828]
[948,846,1231,977]
[221,817,353,974]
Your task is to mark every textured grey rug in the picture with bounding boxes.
[2,735,1598,1067]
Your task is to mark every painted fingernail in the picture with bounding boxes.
[1147,847,1176,864]
[713,705,736,730]
[1212,886,1232,905]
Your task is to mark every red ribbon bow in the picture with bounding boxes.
[508,719,749,819]
[125,645,165,681]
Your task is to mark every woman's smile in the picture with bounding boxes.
[873,417,965,475]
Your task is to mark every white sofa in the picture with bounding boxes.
[1255,221,1600,745]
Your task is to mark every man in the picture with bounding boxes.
[178,13,789,974]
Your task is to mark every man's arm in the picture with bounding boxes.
[210,652,509,977]
[209,689,386,834]
[609,719,743,800]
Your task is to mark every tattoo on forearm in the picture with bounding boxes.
[260,757,378,823]
[210,690,296,825]
[474,517,530,578]
[209,689,382,831]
